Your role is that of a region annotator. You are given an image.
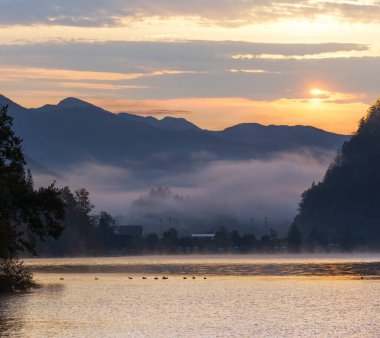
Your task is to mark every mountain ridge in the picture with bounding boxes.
[0,94,349,177]
[1,94,348,135]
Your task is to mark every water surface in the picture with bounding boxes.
[1,255,379,337]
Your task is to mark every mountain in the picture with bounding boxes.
[0,94,27,114]
[213,123,345,152]
[294,99,380,248]
[119,113,201,131]
[0,95,348,176]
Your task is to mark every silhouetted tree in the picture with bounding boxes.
[269,228,279,251]
[294,99,380,248]
[231,230,241,248]
[145,233,160,251]
[259,234,270,252]
[75,188,93,215]
[305,229,330,252]
[0,105,65,291]
[214,226,230,250]
[287,223,302,253]
[0,105,65,259]
[338,229,355,252]
[96,211,117,251]
[162,228,178,251]
[38,186,97,255]
[240,234,257,252]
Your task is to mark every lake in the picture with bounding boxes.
[1,255,379,337]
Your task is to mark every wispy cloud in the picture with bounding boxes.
[130,109,193,116]
[229,69,271,74]
[0,66,195,82]
[0,41,375,104]
[2,1,380,27]
[0,40,376,133]
[59,82,148,90]
[231,49,377,60]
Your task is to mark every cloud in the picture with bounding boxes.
[2,1,380,27]
[0,41,375,104]
[59,82,147,90]
[133,109,192,116]
[0,65,194,82]
[0,41,367,70]
[231,49,374,60]
[32,151,333,234]
[0,40,376,134]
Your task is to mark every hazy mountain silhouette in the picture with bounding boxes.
[0,94,27,114]
[294,99,380,248]
[212,123,344,151]
[0,95,348,176]
[119,113,201,131]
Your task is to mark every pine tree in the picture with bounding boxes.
[0,105,65,259]
[287,223,302,253]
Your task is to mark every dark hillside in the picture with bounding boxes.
[294,99,380,248]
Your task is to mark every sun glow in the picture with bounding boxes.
[310,88,326,96]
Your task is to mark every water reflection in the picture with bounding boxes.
[0,293,26,337]
[0,284,65,337]
[1,257,380,337]
[1,270,379,337]
[24,256,380,277]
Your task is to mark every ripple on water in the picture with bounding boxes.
[23,255,380,278]
[1,272,379,337]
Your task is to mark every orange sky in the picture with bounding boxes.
[1,1,380,133]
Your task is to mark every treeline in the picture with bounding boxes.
[31,183,368,256]
[108,226,303,255]
[38,200,365,255]
[36,200,304,255]
[36,187,117,256]
[35,184,367,256]
[33,183,364,256]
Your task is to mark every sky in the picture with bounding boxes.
[1,0,380,133]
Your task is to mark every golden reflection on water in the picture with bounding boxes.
[23,254,380,277]
[1,255,379,337]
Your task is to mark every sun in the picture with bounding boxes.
[310,88,325,96]
[308,88,330,104]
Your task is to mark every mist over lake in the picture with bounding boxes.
[32,151,333,234]
[1,255,379,337]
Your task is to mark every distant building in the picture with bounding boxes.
[191,233,215,239]
[117,225,144,237]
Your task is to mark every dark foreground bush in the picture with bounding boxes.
[0,258,37,293]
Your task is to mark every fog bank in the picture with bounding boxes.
[33,151,333,234]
